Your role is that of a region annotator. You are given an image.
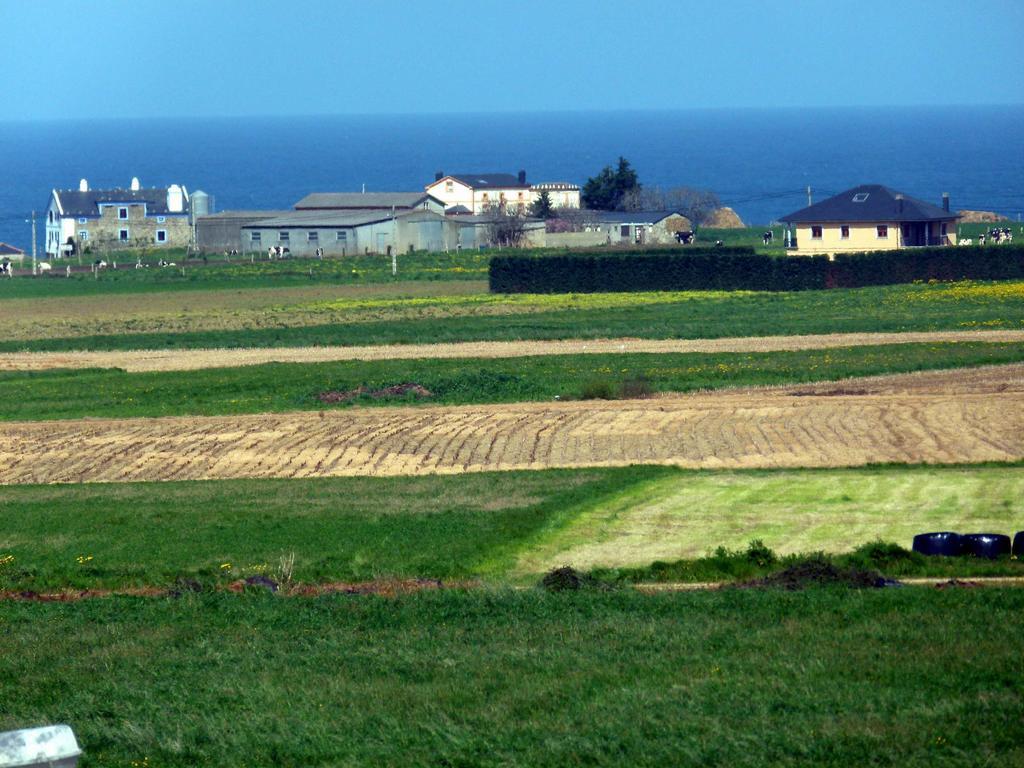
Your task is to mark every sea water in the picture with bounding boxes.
[1,105,1022,251]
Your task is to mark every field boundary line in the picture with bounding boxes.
[2,329,1024,372]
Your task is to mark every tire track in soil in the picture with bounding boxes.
[1,365,1022,484]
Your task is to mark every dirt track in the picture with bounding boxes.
[2,330,1024,372]
[1,365,1021,485]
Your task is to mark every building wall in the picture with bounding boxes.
[197,214,279,252]
[545,231,609,248]
[243,218,449,257]
[533,187,581,209]
[78,205,190,252]
[425,178,533,214]
[788,220,958,255]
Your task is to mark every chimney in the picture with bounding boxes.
[942,193,950,212]
[79,179,88,192]
[130,176,140,191]
[435,170,444,182]
[518,170,526,185]
[895,193,904,214]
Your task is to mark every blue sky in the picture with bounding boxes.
[2,0,1021,119]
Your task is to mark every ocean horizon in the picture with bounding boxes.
[2,105,1022,251]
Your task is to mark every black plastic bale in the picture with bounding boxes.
[1013,531,1024,558]
[912,531,962,557]
[960,533,1012,559]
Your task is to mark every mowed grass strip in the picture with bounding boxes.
[2,589,1023,767]
[2,279,1023,352]
[1,465,1022,592]
[514,464,1024,575]
[2,342,1023,421]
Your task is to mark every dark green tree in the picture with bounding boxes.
[529,189,555,219]
[581,156,641,210]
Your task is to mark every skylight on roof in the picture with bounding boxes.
[852,193,870,203]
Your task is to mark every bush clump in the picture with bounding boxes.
[489,244,1024,294]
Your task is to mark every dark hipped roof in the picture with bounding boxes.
[0,242,26,256]
[445,173,530,189]
[293,192,442,210]
[53,188,187,217]
[780,185,957,223]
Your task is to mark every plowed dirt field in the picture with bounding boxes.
[1,365,1021,484]
[2,330,1024,372]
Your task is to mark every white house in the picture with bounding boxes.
[45,178,191,257]
[425,171,580,214]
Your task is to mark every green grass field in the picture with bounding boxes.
[2,342,1022,421]
[2,464,1021,592]
[2,589,1022,767]
[1,279,1022,352]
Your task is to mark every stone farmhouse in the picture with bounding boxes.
[780,184,959,255]
[425,171,580,214]
[44,178,191,258]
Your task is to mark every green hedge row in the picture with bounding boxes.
[488,245,1024,293]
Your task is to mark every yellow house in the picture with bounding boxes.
[780,184,959,255]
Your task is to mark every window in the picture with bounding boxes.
[278,231,289,243]
[445,181,454,193]
[620,225,630,237]
[307,231,319,243]
[118,207,128,220]
[336,231,348,242]
[250,231,261,244]
[119,228,130,241]
[78,217,87,224]
[155,230,167,243]
[157,216,166,223]
[811,226,823,239]
[48,211,53,223]
[78,230,89,240]
[840,225,850,239]
[852,193,870,203]
[941,223,948,236]
[876,225,888,239]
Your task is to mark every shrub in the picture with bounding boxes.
[619,375,653,399]
[580,378,616,400]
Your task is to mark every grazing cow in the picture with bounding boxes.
[958,238,973,246]
[714,240,724,247]
[158,259,176,267]
[37,262,52,273]
[762,231,774,245]
[0,259,11,278]
[979,234,986,245]
[674,230,694,244]
[93,259,107,270]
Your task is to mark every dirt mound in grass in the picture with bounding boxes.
[318,383,433,404]
[738,559,896,590]
[540,566,608,592]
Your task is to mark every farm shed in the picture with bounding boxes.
[293,192,446,214]
[240,208,460,256]
[0,242,26,263]
[195,211,291,252]
[575,210,693,245]
[780,185,960,255]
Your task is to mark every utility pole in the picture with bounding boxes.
[30,210,37,273]
[806,186,813,207]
